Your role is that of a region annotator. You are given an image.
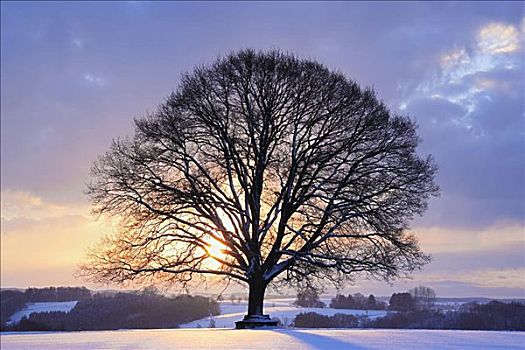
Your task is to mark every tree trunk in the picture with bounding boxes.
[235,276,277,328]
[247,276,266,316]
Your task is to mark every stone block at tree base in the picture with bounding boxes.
[235,315,278,329]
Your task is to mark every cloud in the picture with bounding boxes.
[400,222,525,297]
[477,22,521,54]
[457,268,525,289]
[2,190,42,208]
[324,222,525,298]
[404,20,522,125]
[414,223,524,254]
[1,189,66,220]
[339,274,525,299]
[84,73,106,86]
[0,189,95,236]
[1,190,110,288]
[413,280,524,298]
[1,1,523,293]
[1,213,106,288]
[399,20,524,228]
[72,38,83,49]
[399,267,525,295]
[440,47,471,71]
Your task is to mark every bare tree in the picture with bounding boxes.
[409,285,437,310]
[80,49,438,327]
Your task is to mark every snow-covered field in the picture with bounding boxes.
[181,298,387,328]
[7,302,78,325]
[1,328,524,349]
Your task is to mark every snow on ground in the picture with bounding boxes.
[1,328,524,350]
[8,302,78,325]
[181,299,386,328]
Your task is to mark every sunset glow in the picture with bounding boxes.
[1,1,523,298]
[203,236,228,270]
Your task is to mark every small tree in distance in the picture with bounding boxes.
[367,294,377,309]
[389,292,416,312]
[294,288,325,308]
[80,49,438,327]
[409,285,437,310]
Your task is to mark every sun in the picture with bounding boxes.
[203,236,227,270]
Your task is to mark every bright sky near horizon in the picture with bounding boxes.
[1,1,524,298]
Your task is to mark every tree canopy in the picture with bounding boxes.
[80,49,438,317]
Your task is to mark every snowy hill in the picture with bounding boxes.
[7,301,78,325]
[1,328,524,349]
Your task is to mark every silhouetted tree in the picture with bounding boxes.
[80,49,438,322]
[330,294,351,309]
[389,292,416,312]
[353,293,367,307]
[294,287,325,308]
[409,285,436,310]
[346,294,356,308]
[367,294,377,309]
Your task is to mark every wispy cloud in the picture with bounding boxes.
[415,223,525,254]
[415,268,525,290]
[72,38,83,49]
[0,189,90,222]
[83,73,106,86]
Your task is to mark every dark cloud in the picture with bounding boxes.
[408,70,524,227]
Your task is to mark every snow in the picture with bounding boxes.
[181,299,387,328]
[1,328,524,349]
[8,302,79,325]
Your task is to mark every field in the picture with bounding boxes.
[3,297,523,349]
[2,328,524,349]
[181,298,386,328]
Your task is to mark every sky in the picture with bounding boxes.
[1,1,524,298]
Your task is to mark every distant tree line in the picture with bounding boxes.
[294,286,434,311]
[366,301,525,331]
[330,293,386,310]
[294,312,358,328]
[293,286,524,331]
[1,287,219,331]
[294,300,525,331]
[25,287,91,302]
